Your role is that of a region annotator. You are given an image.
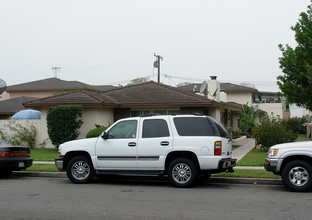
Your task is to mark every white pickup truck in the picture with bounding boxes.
[55,114,236,187]
[265,141,312,192]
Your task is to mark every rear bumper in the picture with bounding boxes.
[218,158,237,172]
[0,157,33,170]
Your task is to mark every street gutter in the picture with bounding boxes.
[12,171,282,185]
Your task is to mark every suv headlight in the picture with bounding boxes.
[58,146,62,156]
[268,148,279,157]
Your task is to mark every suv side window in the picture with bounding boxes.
[173,117,215,136]
[142,119,170,138]
[108,120,137,139]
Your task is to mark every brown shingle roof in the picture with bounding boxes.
[0,96,38,114]
[24,81,243,111]
[100,81,214,107]
[25,81,215,108]
[7,78,115,92]
[24,90,117,108]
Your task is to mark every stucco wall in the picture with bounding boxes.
[0,119,43,146]
[256,103,283,118]
[227,93,253,106]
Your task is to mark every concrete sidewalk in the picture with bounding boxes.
[232,137,255,162]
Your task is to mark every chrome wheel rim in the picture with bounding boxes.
[71,160,90,180]
[289,166,309,187]
[172,163,192,184]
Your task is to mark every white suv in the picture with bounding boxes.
[55,114,236,187]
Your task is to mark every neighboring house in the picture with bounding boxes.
[0,77,115,120]
[24,81,242,148]
[3,77,115,100]
[0,96,38,119]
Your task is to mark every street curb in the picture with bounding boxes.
[12,171,283,185]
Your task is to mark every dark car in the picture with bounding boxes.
[0,138,33,177]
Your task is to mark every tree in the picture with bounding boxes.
[239,103,259,137]
[126,77,149,86]
[278,1,312,110]
[47,105,83,148]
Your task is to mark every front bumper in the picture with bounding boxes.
[55,156,64,171]
[264,158,279,173]
[0,157,33,170]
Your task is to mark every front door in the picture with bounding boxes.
[95,119,138,169]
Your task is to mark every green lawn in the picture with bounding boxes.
[31,148,58,161]
[237,148,267,166]
[213,169,280,179]
[27,164,59,172]
[232,145,240,149]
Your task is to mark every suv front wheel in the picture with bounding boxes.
[282,160,312,192]
[168,158,198,187]
[66,156,95,184]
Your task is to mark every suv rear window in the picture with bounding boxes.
[173,117,215,136]
[209,117,230,139]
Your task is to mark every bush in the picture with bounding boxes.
[253,114,297,150]
[47,105,83,148]
[284,116,310,134]
[86,126,108,138]
[0,124,37,148]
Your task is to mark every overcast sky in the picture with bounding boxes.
[0,0,310,92]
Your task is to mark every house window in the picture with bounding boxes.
[130,109,180,117]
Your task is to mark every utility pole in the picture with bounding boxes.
[154,53,163,83]
[51,66,61,78]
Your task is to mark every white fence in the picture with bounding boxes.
[0,119,53,148]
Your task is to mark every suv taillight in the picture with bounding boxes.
[214,141,222,155]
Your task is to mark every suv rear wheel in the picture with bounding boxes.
[66,156,94,184]
[168,158,198,187]
[282,160,312,192]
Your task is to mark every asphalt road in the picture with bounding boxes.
[0,175,311,220]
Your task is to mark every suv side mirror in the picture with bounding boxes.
[102,131,108,140]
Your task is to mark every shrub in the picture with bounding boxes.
[253,114,297,150]
[284,116,310,134]
[0,124,37,148]
[47,105,83,149]
[86,126,108,138]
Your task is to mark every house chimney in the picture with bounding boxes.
[207,76,220,102]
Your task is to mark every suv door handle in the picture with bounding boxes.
[128,142,136,147]
[160,141,169,146]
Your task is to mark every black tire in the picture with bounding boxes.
[0,170,13,178]
[198,171,211,183]
[168,158,198,188]
[281,160,312,192]
[66,156,95,184]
